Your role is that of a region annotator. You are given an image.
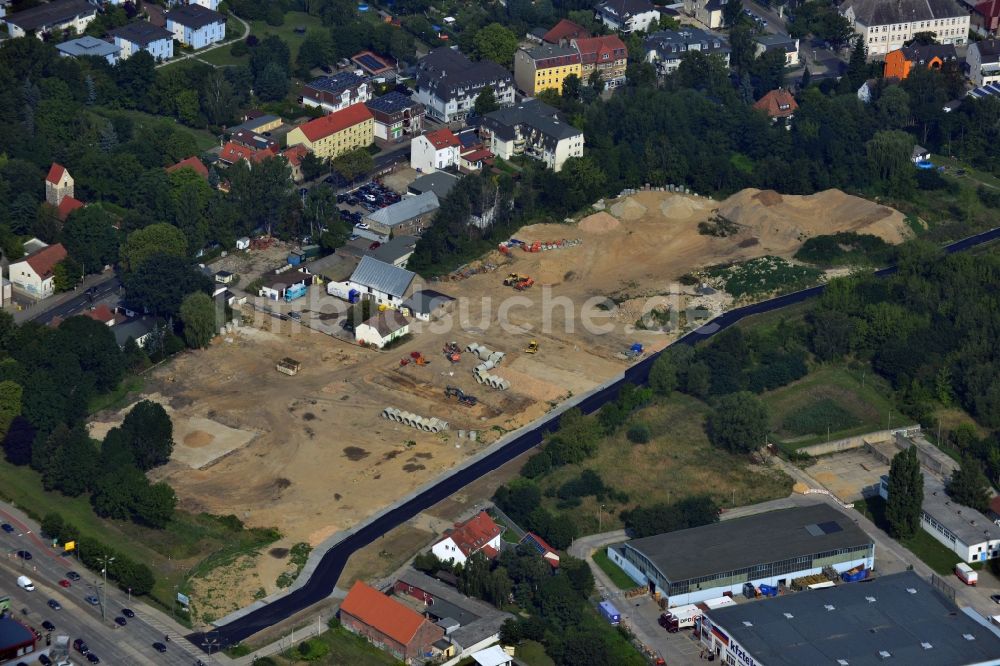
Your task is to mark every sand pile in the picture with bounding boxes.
[660,195,708,221]
[579,211,620,233]
[610,197,648,220]
[184,431,214,448]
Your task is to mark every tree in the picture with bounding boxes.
[473,23,518,67]
[256,61,290,101]
[131,481,177,528]
[121,400,173,471]
[227,156,293,236]
[706,392,768,454]
[296,30,335,77]
[179,292,217,348]
[331,148,374,184]
[846,37,869,90]
[121,222,188,271]
[947,454,991,512]
[201,69,237,126]
[300,152,326,182]
[53,258,83,292]
[560,555,594,597]
[648,354,677,395]
[474,87,500,116]
[0,381,22,437]
[122,253,212,316]
[40,424,97,497]
[723,0,744,27]
[54,316,124,393]
[587,68,605,94]
[876,85,911,129]
[61,206,119,272]
[561,73,582,100]
[3,416,35,466]
[885,446,923,539]
[866,130,914,195]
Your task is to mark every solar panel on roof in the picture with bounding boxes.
[357,54,386,71]
[805,524,824,537]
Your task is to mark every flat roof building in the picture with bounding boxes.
[609,504,875,607]
[364,192,440,236]
[56,35,121,64]
[699,571,1000,666]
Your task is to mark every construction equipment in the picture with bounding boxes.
[410,351,429,366]
[276,358,301,376]
[503,273,528,286]
[443,341,461,363]
[522,241,541,252]
[444,386,478,407]
[513,277,534,290]
[524,340,539,354]
[624,343,644,359]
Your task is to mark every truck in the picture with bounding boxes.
[659,604,701,632]
[955,562,978,586]
[17,575,34,591]
[284,283,308,302]
[598,601,621,626]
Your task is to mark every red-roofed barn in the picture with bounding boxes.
[431,510,503,565]
[339,581,444,664]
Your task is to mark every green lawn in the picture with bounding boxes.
[197,47,248,67]
[250,12,327,62]
[592,549,636,590]
[88,107,220,153]
[931,154,1000,190]
[87,374,145,414]
[761,364,895,451]
[854,497,964,576]
[517,640,556,666]
[267,626,402,665]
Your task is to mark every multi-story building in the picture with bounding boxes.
[840,0,969,57]
[410,129,461,173]
[883,43,958,79]
[595,0,661,33]
[480,99,584,172]
[573,35,629,88]
[284,103,374,160]
[365,92,425,141]
[165,3,226,49]
[542,18,592,44]
[513,43,582,95]
[962,0,1000,35]
[414,47,514,123]
[3,0,96,39]
[301,72,372,114]
[9,243,68,300]
[967,39,1000,85]
[755,33,800,67]
[110,22,174,61]
[56,35,121,65]
[644,29,729,76]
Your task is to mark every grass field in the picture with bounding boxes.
[250,12,327,62]
[0,459,279,616]
[854,497,964,576]
[265,625,401,665]
[87,375,145,414]
[761,364,895,451]
[538,394,793,533]
[706,256,822,299]
[592,549,635,590]
[517,640,556,666]
[88,107,220,153]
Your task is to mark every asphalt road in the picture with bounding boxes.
[27,276,121,327]
[195,225,1000,650]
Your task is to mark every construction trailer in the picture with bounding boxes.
[276,358,301,376]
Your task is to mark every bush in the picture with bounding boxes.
[230,40,248,57]
[626,423,651,444]
[296,638,329,661]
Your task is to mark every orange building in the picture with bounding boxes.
[883,43,958,80]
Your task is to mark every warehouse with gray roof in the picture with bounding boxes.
[608,503,875,607]
[364,192,440,236]
[347,255,417,306]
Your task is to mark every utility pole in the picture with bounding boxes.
[98,555,114,621]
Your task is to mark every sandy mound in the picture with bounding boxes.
[660,196,707,221]
[716,188,910,245]
[184,431,215,448]
[610,197,648,221]
[579,211,620,234]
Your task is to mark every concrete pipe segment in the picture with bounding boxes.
[380,408,450,432]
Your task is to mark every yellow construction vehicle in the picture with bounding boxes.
[524,340,539,354]
[503,273,527,286]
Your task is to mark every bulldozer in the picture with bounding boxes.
[444,386,478,407]
[524,340,539,354]
[513,277,534,290]
[442,341,461,363]
[503,273,527,286]
[410,351,429,366]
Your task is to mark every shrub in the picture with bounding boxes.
[297,638,329,661]
[627,423,651,444]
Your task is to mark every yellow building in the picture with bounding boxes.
[513,43,582,96]
[285,103,374,160]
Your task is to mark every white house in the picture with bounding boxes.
[355,310,410,348]
[414,47,515,123]
[595,0,661,33]
[301,72,372,114]
[430,511,503,566]
[410,129,461,173]
[110,21,174,61]
[3,0,96,39]
[479,99,584,172]
[967,39,1000,87]
[347,255,416,306]
[841,0,969,57]
[9,243,67,300]
[165,4,226,49]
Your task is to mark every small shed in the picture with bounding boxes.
[912,145,931,163]
[236,237,251,250]
[356,310,410,348]
[215,270,234,284]
[401,289,454,322]
[471,645,513,666]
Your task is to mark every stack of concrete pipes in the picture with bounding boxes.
[466,343,510,390]
[381,407,449,433]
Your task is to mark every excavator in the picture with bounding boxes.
[503,273,528,286]
[524,340,539,354]
[442,341,461,363]
[444,386,478,407]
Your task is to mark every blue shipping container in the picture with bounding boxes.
[288,253,302,266]
[598,601,621,626]
[758,584,778,597]
[285,284,308,302]
[348,289,360,304]
[841,568,868,583]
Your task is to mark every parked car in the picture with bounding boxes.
[152,642,167,653]
[73,638,89,654]
[121,608,135,618]
[1,523,13,533]
[86,654,100,664]
[354,222,370,230]
[991,594,1000,604]
[41,620,55,631]
[47,600,61,611]
[58,579,71,588]
[66,571,81,581]
[38,655,51,666]
[348,234,360,241]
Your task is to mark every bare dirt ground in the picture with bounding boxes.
[104,189,910,619]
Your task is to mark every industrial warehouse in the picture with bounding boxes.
[608,504,875,607]
[697,571,1000,666]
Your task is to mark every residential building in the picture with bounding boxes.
[112,317,157,348]
[347,255,416,306]
[542,18,591,45]
[301,72,372,114]
[964,0,1000,35]
[607,504,875,607]
[459,148,494,173]
[520,533,560,568]
[218,141,275,166]
[364,192,440,236]
[281,145,311,182]
[840,0,970,57]
[967,38,1000,85]
[356,310,411,348]
[754,88,798,123]
[480,99,585,172]
[231,129,279,153]
[755,33,800,67]
[879,474,1000,562]
[284,103,374,160]
[644,29,730,76]
[4,0,96,39]
[9,243,68,300]
[687,0,725,29]
[912,144,931,162]
[366,91,425,141]
[110,22,174,61]
[166,156,209,179]
[410,129,462,173]
[165,4,226,49]
[45,163,74,207]
[352,50,395,77]
[339,581,445,665]
[513,43,582,96]
[408,171,460,200]
[401,289,455,321]
[336,235,420,269]
[883,43,958,79]
[595,0,661,33]
[698,571,1000,666]
[56,196,84,221]
[189,0,220,10]
[231,112,283,135]
[431,511,503,566]
[56,35,121,64]
[414,47,515,123]
[82,304,116,327]
[573,35,629,88]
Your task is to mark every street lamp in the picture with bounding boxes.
[98,555,115,621]
[598,504,607,532]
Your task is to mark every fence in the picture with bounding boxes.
[796,425,921,458]
[930,573,957,605]
[236,609,337,664]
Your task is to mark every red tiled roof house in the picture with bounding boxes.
[166,156,209,179]
[339,581,444,665]
[9,243,68,300]
[431,510,503,566]
[410,128,461,173]
[753,89,798,123]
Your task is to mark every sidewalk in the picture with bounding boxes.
[9,271,116,324]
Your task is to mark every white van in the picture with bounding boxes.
[16,575,34,591]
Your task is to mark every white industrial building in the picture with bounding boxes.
[608,504,875,607]
[347,255,417,306]
[879,474,1000,563]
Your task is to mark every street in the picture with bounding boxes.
[13,274,121,327]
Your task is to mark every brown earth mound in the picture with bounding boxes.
[579,211,620,233]
[184,431,214,448]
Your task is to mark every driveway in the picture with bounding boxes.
[156,13,250,69]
